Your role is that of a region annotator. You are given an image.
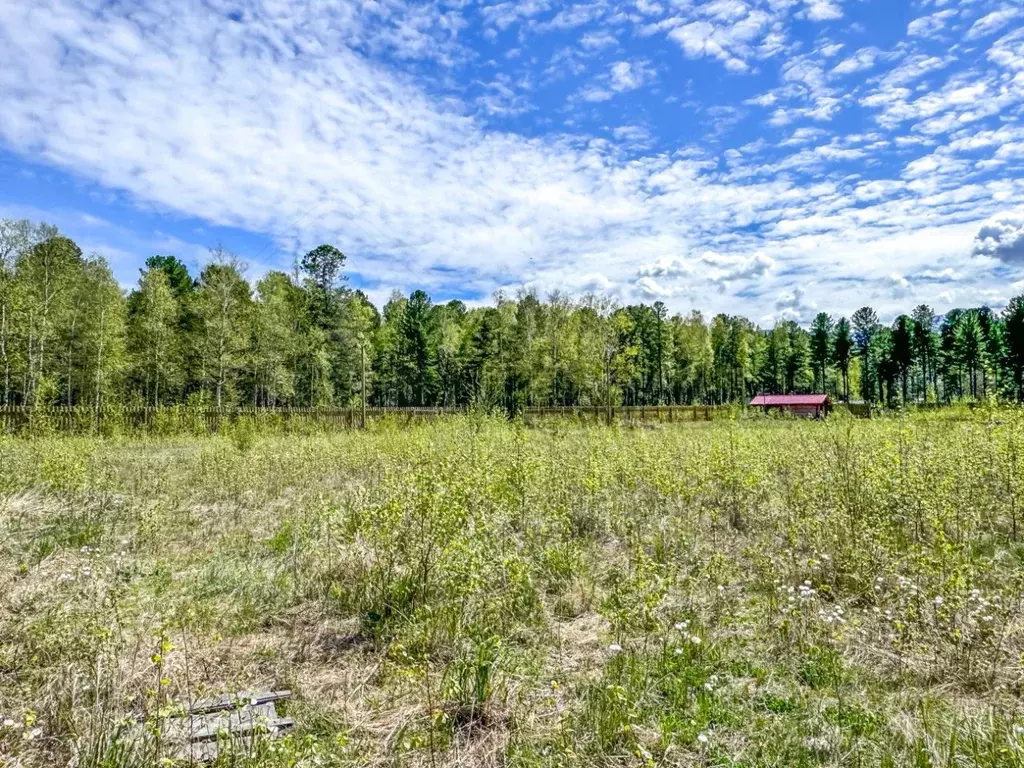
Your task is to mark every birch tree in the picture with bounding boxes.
[0,219,34,404]
[128,267,180,406]
[14,231,80,404]
[196,247,252,407]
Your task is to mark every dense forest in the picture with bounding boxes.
[2,218,1024,410]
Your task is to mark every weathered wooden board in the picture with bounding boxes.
[157,689,294,762]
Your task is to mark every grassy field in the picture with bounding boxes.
[2,411,1024,767]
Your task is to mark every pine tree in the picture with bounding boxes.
[810,312,833,394]
[911,305,936,403]
[851,307,880,402]
[832,317,853,401]
[1004,297,1024,400]
[891,315,914,404]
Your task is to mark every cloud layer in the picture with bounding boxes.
[0,0,1022,321]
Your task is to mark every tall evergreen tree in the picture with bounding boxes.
[832,317,853,401]
[911,305,936,403]
[977,306,1004,397]
[810,312,833,394]
[401,290,439,407]
[851,307,879,402]
[1004,297,1024,400]
[891,314,914,404]
[954,310,984,399]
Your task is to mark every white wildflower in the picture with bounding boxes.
[805,736,830,753]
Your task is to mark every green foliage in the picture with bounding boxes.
[3,414,1024,766]
[8,216,1024,421]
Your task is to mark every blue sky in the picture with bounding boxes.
[1,0,1022,323]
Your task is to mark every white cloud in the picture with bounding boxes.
[863,68,1010,134]
[609,60,653,92]
[637,257,692,279]
[534,3,609,32]
[966,8,1021,41]
[475,74,534,116]
[580,31,617,49]
[873,54,952,89]
[611,124,652,143]
[635,275,675,297]
[780,127,829,146]
[906,10,956,39]
[972,211,1024,263]
[481,0,551,31]
[774,286,817,322]
[701,251,775,282]
[854,179,905,201]
[832,47,878,76]
[635,0,664,15]
[803,0,843,22]
[745,92,778,107]
[0,0,1021,324]
[917,267,962,282]
[666,9,773,73]
[580,59,654,101]
[989,28,1024,71]
[880,273,913,299]
[580,86,614,102]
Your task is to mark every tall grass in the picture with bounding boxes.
[2,409,1024,766]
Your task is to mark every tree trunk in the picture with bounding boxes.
[1,300,8,406]
[66,310,79,407]
[95,307,106,412]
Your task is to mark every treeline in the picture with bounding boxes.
[3,218,1024,410]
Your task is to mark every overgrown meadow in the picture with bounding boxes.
[2,410,1024,767]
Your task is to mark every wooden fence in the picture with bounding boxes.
[0,402,879,435]
[0,404,726,434]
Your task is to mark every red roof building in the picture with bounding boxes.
[749,393,830,418]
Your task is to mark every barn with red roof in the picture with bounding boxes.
[750,393,831,418]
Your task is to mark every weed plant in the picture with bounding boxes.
[1,409,1024,766]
